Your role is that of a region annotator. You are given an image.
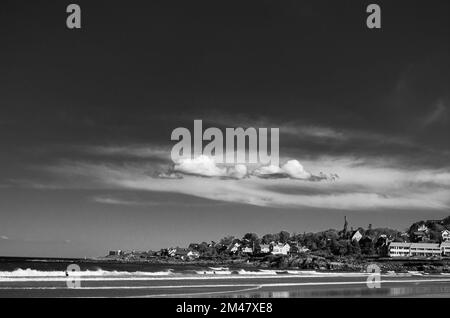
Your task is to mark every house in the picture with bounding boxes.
[409,243,441,257]
[289,244,310,254]
[351,230,363,242]
[187,250,200,259]
[167,247,177,257]
[259,244,270,254]
[418,224,428,232]
[229,243,241,254]
[441,242,450,256]
[298,246,310,253]
[389,242,442,257]
[271,243,290,255]
[108,250,123,256]
[442,230,450,242]
[175,248,189,260]
[241,246,253,254]
[388,242,411,257]
[400,232,410,241]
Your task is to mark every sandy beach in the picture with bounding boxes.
[1,272,450,298]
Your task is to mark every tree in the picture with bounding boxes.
[219,236,235,246]
[349,240,361,255]
[188,243,199,250]
[243,233,259,243]
[336,240,348,256]
[279,231,290,243]
[262,233,278,244]
[197,242,209,254]
[360,237,375,255]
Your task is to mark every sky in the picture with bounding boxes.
[0,0,449,258]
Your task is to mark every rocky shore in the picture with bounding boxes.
[94,253,450,274]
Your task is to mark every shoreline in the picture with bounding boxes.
[2,255,450,275]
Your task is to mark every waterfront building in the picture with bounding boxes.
[271,243,290,255]
[409,243,441,257]
[389,242,444,257]
[441,242,450,256]
[259,244,270,254]
[351,230,363,242]
[442,230,450,242]
[388,242,411,257]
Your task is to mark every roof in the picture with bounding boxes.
[389,242,411,247]
[175,248,189,255]
[272,242,290,247]
[410,243,440,248]
[441,242,450,247]
[259,244,270,248]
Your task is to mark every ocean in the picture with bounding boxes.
[1,257,450,298]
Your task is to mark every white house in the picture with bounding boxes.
[259,244,270,254]
[187,250,200,259]
[351,230,363,242]
[229,243,241,254]
[241,246,253,254]
[389,242,442,257]
[167,248,177,257]
[108,250,123,256]
[418,224,428,232]
[271,243,290,255]
[441,242,450,256]
[410,243,441,257]
[298,246,310,253]
[441,230,450,242]
[389,242,411,257]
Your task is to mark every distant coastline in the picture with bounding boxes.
[3,216,450,274]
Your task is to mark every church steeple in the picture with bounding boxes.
[343,216,348,234]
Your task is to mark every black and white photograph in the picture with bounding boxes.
[1,0,450,305]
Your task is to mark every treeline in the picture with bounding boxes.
[185,216,450,258]
[187,228,399,257]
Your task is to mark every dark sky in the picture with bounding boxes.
[0,1,449,257]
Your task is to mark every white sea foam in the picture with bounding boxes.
[0,267,436,283]
[209,267,229,271]
[0,268,174,278]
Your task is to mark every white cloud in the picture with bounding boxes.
[227,164,248,179]
[174,155,227,177]
[44,157,450,211]
[252,160,316,180]
[171,157,326,181]
[281,160,312,179]
[253,164,284,176]
[0,235,9,240]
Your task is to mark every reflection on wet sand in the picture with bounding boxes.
[220,283,450,298]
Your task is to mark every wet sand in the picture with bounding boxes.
[1,274,450,297]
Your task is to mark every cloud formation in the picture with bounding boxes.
[169,156,335,181]
[38,155,450,211]
[173,155,227,177]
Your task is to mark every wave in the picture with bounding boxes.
[0,268,174,278]
[209,267,229,271]
[0,267,437,282]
